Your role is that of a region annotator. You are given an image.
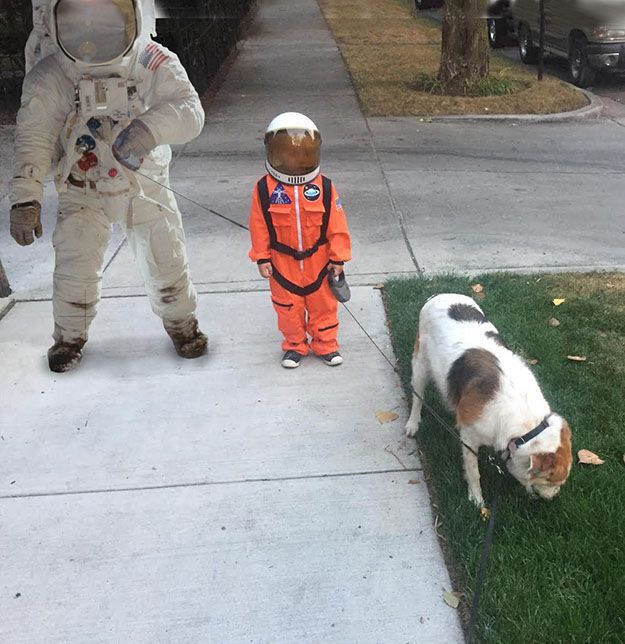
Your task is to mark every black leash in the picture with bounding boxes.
[342,299,505,642]
[467,462,504,644]
[340,301,482,459]
[141,174,503,639]
[138,171,250,231]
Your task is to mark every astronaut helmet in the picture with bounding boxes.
[52,0,139,66]
[264,112,321,186]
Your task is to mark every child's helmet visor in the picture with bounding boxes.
[265,128,321,178]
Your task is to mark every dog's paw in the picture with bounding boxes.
[468,491,485,508]
[405,422,419,438]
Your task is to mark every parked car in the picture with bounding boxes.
[513,0,625,87]
[487,0,515,48]
[414,0,515,48]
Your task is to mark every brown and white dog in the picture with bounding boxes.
[405,293,572,507]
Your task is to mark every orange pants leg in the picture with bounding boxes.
[269,277,309,355]
[306,279,339,355]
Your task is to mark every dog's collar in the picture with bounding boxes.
[500,415,551,462]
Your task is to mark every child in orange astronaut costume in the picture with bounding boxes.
[248,112,351,369]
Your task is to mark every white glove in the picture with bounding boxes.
[10,201,42,246]
[112,119,157,171]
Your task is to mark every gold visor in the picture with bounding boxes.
[265,128,321,177]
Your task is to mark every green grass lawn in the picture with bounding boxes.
[383,272,625,643]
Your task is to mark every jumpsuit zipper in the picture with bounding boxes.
[294,185,304,271]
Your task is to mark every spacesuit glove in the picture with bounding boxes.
[10,201,42,246]
[112,119,157,171]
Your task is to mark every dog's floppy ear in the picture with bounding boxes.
[529,420,573,484]
[529,443,572,485]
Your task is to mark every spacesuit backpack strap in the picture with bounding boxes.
[320,174,332,241]
[256,176,332,261]
[256,176,280,252]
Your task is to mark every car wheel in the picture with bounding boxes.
[488,18,508,48]
[518,23,539,64]
[569,37,596,88]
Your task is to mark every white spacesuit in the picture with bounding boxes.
[10,0,208,372]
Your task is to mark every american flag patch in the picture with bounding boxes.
[139,42,169,71]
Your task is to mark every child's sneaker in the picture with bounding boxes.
[319,351,343,366]
[281,350,303,369]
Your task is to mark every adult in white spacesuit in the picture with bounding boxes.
[9,0,208,372]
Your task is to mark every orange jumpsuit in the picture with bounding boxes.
[249,174,351,356]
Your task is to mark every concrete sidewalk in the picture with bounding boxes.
[3,0,625,640]
[0,0,462,642]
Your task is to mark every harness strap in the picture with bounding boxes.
[271,265,329,297]
[257,175,332,261]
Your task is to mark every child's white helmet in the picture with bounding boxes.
[264,112,321,185]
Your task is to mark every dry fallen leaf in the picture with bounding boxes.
[372,283,384,290]
[480,506,491,520]
[408,479,420,485]
[471,283,484,293]
[549,318,561,327]
[567,355,587,362]
[527,358,539,365]
[553,298,566,306]
[375,410,399,424]
[442,591,461,609]
[578,449,605,465]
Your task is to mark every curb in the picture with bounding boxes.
[423,89,603,123]
[0,296,15,321]
[419,265,625,278]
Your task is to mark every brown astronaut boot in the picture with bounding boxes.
[47,338,86,373]
[164,316,208,359]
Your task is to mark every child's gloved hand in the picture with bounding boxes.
[328,262,343,278]
[258,260,273,278]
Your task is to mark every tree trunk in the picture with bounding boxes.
[438,0,490,93]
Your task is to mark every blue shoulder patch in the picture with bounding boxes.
[270,183,292,205]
